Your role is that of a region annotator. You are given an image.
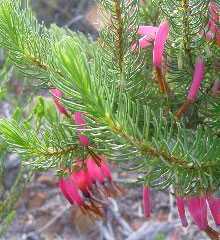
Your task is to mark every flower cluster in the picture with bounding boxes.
[143,186,220,230]
[204,1,220,46]
[177,194,220,230]
[50,90,119,216]
[59,155,118,217]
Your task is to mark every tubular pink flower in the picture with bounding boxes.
[176,197,188,227]
[204,30,215,42]
[187,196,208,230]
[99,156,112,181]
[73,112,90,146]
[71,169,92,194]
[205,2,220,46]
[142,186,151,218]
[132,26,158,50]
[87,157,105,184]
[138,26,158,36]
[207,195,220,225]
[153,20,169,67]
[208,19,218,35]
[59,177,83,206]
[74,111,86,125]
[138,36,154,49]
[50,88,68,116]
[209,1,220,23]
[187,57,205,101]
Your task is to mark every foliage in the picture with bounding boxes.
[0,0,220,234]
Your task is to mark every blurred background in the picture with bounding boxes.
[0,1,213,239]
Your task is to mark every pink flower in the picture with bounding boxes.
[58,155,117,216]
[87,156,105,184]
[204,29,215,42]
[207,195,220,225]
[187,196,208,230]
[50,88,68,116]
[99,156,112,181]
[86,155,119,197]
[153,20,169,67]
[74,111,86,125]
[138,26,158,36]
[203,2,220,45]
[59,177,83,206]
[176,196,188,227]
[71,169,92,194]
[142,186,151,218]
[73,112,90,146]
[187,57,205,102]
[209,1,220,23]
[133,26,158,49]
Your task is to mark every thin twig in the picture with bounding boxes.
[26,205,71,237]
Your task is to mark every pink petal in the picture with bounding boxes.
[208,19,218,34]
[50,88,68,116]
[74,112,86,125]
[138,26,158,36]
[139,36,153,48]
[204,30,215,42]
[207,195,220,225]
[54,100,68,115]
[59,177,83,206]
[50,88,63,98]
[78,135,90,146]
[153,20,169,67]
[71,170,92,193]
[142,186,151,218]
[87,157,105,184]
[187,196,208,230]
[132,26,158,50]
[176,197,188,227]
[187,57,205,101]
[209,1,220,23]
[73,112,90,146]
[100,156,112,181]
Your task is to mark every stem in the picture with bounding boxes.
[45,145,78,157]
[104,116,216,170]
[27,54,63,77]
[175,99,193,119]
[114,0,124,75]
[204,226,220,240]
[182,0,193,67]
[155,66,171,94]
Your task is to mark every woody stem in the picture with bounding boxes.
[204,226,220,240]
[155,66,170,94]
[175,99,193,119]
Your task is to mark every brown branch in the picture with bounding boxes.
[114,0,124,74]
[155,66,171,94]
[182,0,193,67]
[104,114,219,171]
[45,145,78,157]
[27,54,63,77]
[204,226,220,240]
[175,99,193,119]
